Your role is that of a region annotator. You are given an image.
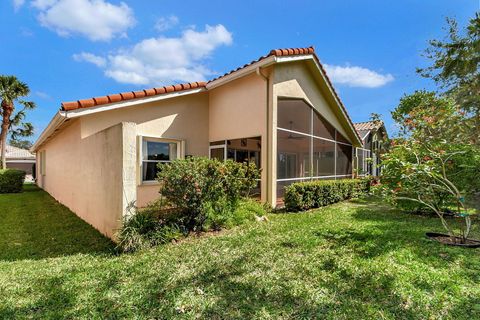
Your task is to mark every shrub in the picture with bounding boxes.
[0,169,26,193]
[284,179,370,212]
[117,198,267,253]
[116,207,184,253]
[157,157,260,231]
[117,157,264,252]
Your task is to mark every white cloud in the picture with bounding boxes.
[35,91,51,99]
[324,64,394,88]
[31,0,56,9]
[73,52,106,67]
[74,24,233,86]
[155,15,179,32]
[13,0,25,10]
[32,0,135,41]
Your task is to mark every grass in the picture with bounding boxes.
[0,185,479,319]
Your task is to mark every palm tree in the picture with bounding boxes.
[0,76,36,169]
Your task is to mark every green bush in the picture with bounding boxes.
[157,157,260,231]
[0,169,26,193]
[117,157,264,252]
[117,198,268,253]
[284,179,370,212]
[116,210,184,253]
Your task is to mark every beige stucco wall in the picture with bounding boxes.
[273,61,351,140]
[209,73,268,202]
[80,92,210,207]
[36,120,137,239]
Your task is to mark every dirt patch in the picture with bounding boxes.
[426,232,480,248]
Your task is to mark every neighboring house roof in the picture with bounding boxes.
[33,46,363,151]
[353,121,386,141]
[1,144,35,160]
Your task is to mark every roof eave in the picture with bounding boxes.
[61,87,206,119]
[206,55,276,90]
[31,111,67,152]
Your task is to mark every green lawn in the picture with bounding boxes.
[0,185,479,319]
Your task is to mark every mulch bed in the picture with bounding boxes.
[426,232,480,248]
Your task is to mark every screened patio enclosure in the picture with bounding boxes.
[276,99,353,196]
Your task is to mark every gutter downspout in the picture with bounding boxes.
[256,66,271,206]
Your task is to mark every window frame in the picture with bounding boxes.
[39,150,46,176]
[139,136,182,185]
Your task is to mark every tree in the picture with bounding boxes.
[377,91,480,243]
[8,139,32,150]
[417,13,479,118]
[0,76,36,169]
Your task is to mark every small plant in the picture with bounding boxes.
[116,207,184,253]
[284,179,370,212]
[0,169,26,193]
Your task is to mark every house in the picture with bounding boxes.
[353,120,388,176]
[32,47,365,239]
[2,144,36,181]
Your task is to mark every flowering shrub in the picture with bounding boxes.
[117,158,263,252]
[157,157,260,231]
[377,91,480,243]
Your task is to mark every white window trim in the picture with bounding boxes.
[138,136,183,185]
[209,143,227,160]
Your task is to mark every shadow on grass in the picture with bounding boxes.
[128,255,419,319]
[318,198,480,271]
[0,184,114,261]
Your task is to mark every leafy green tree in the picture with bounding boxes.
[377,91,480,242]
[417,13,479,118]
[0,76,36,169]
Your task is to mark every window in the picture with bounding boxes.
[210,147,225,161]
[210,137,261,168]
[277,130,311,179]
[336,143,352,176]
[313,138,335,176]
[39,150,46,175]
[141,138,178,182]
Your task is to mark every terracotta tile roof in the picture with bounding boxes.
[353,121,383,132]
[354,121,384,140]
[61,47,318,111]
[59,46,361,143]
[208,47,315,83]
[61,81,207,111]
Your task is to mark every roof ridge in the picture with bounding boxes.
[354,120,381,124]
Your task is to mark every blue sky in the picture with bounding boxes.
[1,0,478,141]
